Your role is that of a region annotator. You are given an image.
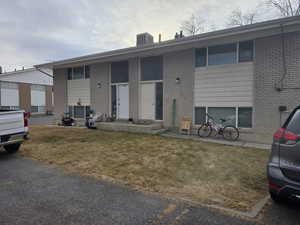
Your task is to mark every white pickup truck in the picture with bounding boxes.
[0,110,29,154]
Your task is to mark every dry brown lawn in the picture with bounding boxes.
[20,126,270,211]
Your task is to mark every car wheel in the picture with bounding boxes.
[4,143,21,154]
[270,191,285,203]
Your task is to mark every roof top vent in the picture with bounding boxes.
[136,33,154,47]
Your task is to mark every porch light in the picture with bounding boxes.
[176,77,181,84]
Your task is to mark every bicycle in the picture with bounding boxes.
[197,113,239,141]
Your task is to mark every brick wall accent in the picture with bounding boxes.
[253,31,300,143]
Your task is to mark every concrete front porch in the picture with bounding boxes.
[95,121,166,134]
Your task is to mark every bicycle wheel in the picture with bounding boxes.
[222,125,239,141]
[198,124,212,137]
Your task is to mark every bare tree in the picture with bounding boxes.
[228,8,257,26]
[180,14,204,35]
[267,0,300,16]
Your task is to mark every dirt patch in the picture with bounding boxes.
[20,126,270,211]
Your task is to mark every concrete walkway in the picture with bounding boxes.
[161,132,271,150]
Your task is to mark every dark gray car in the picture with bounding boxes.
[268,106,300,202]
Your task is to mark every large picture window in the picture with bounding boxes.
[195,106,253,128]
[195,40,253,67]
[111,61,129,83]
[208,44,237,66]
[141,56,163,81]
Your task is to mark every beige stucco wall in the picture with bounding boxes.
[163,49,195,128]
[53,68,67,119]
[90,62,110,115]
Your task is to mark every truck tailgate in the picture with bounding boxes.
[0,111,25,136]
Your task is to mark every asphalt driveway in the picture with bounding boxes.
[0,151,299,225]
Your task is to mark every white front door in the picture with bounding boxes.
[140,83,155,120]
[117,84,129,119]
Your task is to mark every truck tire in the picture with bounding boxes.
[4,143,21,154]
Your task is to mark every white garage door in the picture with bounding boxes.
[31,85,45,112]
[0,82,19,108]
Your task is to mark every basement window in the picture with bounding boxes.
[68,105,90,118]
[141,56,163,81]
[111,61,129,83]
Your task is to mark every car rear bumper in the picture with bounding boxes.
[268,163,300,200]
[0,132,27,147]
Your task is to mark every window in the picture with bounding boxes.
[85,65,90,79]
[111,61,129,83]
[208,107,236,126]
[194,106,253,128]
[239,40,254,62]
[285,109,300,134]
[31,106,45,113]
[208,44,237,66]
[141,56,163,81]
[195,48,207,67]
[73,67,84,80]
[68,105,90,118]
[238,107,252,128]
[155,82,163,120]
[67,66,90,80]
[195,107,206,124]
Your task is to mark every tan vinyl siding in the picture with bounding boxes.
[67,79,90,106]
[194,62,254,107]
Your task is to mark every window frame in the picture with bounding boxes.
[195,40,254,68]
[68,105,90,119]
[194,106,253,128]
[67,65,90,80]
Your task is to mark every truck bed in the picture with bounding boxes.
[0,110,26,136]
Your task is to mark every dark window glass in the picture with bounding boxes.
[73,67,84,80]
[111,85,117,119]
[68,106,73,117]
[238,107,252,128]
[285,109,300,134]
[239,40,254,62]
[85,65,90,79]
[111,61,129,83]
[141,56,163,81]
[155,82,163,120]
[74,106,85,118]
[208,107,236,126]
[195,107,206,125]
[208,44,237,66]
[85,106,91,117]
[31,106,38,113]
[195,48,207,67]
[67,68,72,80]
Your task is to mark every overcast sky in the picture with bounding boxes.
[0,0,277,72]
